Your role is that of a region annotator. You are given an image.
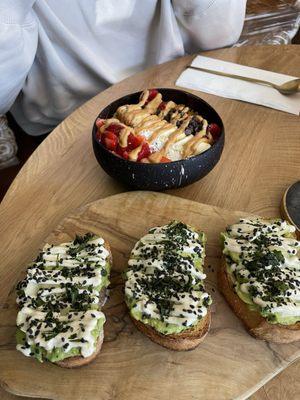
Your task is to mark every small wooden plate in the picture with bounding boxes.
[0,192,299,400]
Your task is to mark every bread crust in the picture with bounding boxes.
[218,256,300,343]
[55,330,104,368]
[130,311,211,351]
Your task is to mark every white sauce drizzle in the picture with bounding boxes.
[16,234,110,360]
[223,218,299,321]
[125,222,211,330]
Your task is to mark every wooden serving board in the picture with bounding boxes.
[0,192,299,400]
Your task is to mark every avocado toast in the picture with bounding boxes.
[124,221,212,350]
[16,233,112,367]
[219,217,300,343]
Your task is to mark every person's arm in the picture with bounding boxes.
[0,0,38,114]
[173,0,247,52]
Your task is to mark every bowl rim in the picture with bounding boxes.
[92,87,224,167]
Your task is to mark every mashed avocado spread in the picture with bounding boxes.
[125,221,212,335]
[16,233,110,362]
[222,218,300,325]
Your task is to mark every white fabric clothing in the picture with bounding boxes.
[0,0,246,135]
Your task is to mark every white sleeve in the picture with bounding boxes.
[173,0,246,52]
[0,0,38,114]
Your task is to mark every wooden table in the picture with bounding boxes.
[0,45,299,400]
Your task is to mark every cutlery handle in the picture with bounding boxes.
[188,66,274,89]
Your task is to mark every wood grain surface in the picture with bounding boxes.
[1,192,299,400]
[0,45,299,399]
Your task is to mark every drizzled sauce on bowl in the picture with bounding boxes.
[95,89,221,163]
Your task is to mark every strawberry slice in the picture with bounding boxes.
[103,131,118,151]
[207,123,221,139]
[160,156,171,163]
[105,131,117,139]
[158,102,166,110]
[95,118,105,128]
[104,137,117,151]
[120,150,129,160]
[105,123,123,136]
[137,142,151,161]
[115,145,129,160]
[147,89,158,103]
[127,133,144,150]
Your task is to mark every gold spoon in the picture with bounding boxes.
[188,65,300,95]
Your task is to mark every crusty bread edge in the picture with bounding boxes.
[55,330,104,368]
[218,255,300,343]
[130,310,211,351]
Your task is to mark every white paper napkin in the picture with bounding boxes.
[176,55,300,115]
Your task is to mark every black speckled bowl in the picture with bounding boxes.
[92,88,224,191]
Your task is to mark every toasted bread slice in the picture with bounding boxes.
[130,311,211,351]
[16,236,112,368]
[55,240,112,368]
[218,256,300,343]
[125,222,212,351]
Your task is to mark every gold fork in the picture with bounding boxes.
[188,65,300,95]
